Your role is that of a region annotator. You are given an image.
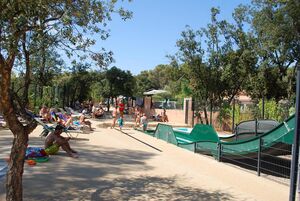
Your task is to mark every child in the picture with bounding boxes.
[135,112,141,128]
[111,107,118,129]
[117,116,124,130]
[140,113,148,131]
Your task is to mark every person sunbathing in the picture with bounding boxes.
[44,124,78,158]
[80,113,93,131]
[92,106,104,118]
[39,105,51,122]
[50,110,73,127]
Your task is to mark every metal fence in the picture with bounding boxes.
[218,139,292,185]
[153,101,183,109]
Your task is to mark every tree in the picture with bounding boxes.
[134,64,181,97]
[134,70,154,96]
[0,1,131,200]
[103,66,135,110]
[248,0,300,100]
[173,7,259,124]
[174,26,212,123]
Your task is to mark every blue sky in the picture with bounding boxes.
[98,0,252,75]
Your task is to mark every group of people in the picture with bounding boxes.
[74,100,107,119]
[110,103,169,131]
[133,107,148,131]
[39,104,95,158]
[151,108,169,122]
[40,100,170,158]
[111,99,125,130]
[39,105,93,131]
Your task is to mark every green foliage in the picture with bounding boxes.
[217,102,242,131]
[0,1,132,199]
[134,64,184,98]
[257,99,290,122]
[217,103,231,127]
[90,82,103,101]
[104,66,135,98]
[245,0,300,100]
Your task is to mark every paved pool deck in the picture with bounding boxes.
[0,119,291,200]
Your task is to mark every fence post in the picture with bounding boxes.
[232,98,235,132]
[289,65,300,201]
[217,143,222,162]
[255,118,258,136]
[235,125,238,141]
[262,95,265,119]
[257,137,263,176]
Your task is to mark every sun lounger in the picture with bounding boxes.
[33,117,82,139]
[64,107,81,117]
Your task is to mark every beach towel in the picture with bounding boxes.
[25,147,50,162]
[26,147,48,159]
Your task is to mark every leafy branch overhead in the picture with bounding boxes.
[0,1,132,200]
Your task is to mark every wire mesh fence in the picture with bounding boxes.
[218,139,292,185]
[152,120,294,185]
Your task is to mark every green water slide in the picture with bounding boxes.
[154,114,295,158]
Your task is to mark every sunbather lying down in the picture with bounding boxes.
[44,124,78,158]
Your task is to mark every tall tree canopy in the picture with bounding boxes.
[0,1,131,200]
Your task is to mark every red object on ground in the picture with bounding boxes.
[27,160,36,166]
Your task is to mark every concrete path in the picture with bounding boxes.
[0,120,290,201]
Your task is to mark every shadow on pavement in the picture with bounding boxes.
[91,176,234,201]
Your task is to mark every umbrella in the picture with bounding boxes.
[143,89,168,95]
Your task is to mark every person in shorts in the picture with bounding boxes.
[44,124,78,158]
[140,113,148,131]
[117,116,124,130]
[111,107,118,128]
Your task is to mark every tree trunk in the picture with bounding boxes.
[71,86,78,108]
[107,97,110,112]
[62,84,66,108]
[210,99,213,125]
[199,115,204,124]
[0,57,31,201]
[6,132,28,201]
[197,111,204,124]
[39,86,43,101]
[203,107,209,125]
[22,33,31,108]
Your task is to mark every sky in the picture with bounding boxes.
[98,0,252,75]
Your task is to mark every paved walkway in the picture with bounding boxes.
[0,120,290,200]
